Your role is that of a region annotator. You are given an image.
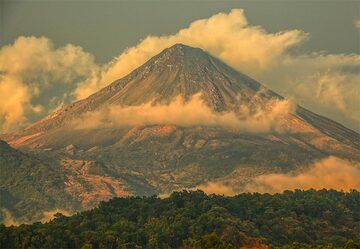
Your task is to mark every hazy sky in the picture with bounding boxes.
[0,0,359,132]
[1,0,359,63]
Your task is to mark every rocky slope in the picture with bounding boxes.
[0,140,134,223]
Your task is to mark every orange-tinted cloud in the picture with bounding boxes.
[355,18,360,29]
[2,209,71,226]
[246,156,360,193]
[192,156,360,196]
[0,36,98,132]
[71,94,295,133]
[0,76,31,132]
[193,182,237,196]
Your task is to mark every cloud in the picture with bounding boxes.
[2,209,70,226]
[76,8,359,131]
[293,71,360,126]
[193,156,360,195]
[263,54,360,130]
[38,209,71,224]
[246,156,360,193]
[193,182,236,196]
[0,76,31,132]
[315,73,346,110]
[71,94,295,133]
[0,36,98,133]
[355,19,360,29]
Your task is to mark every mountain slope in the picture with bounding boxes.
[0,140,144,223]
[1,44,359,219]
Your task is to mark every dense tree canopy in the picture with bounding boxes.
[0,189,359,249]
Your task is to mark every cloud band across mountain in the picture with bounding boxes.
[70,94,295,133]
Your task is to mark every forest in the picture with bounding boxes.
[0,189,359,249]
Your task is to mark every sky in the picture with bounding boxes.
[1,0,359,62]
[0,0,359,132]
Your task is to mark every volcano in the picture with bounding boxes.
[3,44,358,149]
[1,44,359,221]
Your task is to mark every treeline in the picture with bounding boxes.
[0,189,359,249]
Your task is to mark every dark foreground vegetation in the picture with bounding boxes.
[0,190,359,249]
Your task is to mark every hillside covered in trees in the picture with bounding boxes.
[0,190,359,249]
[0,140,80,223]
